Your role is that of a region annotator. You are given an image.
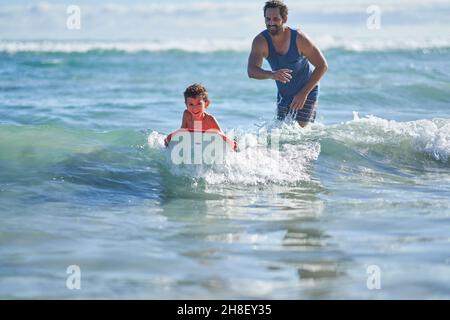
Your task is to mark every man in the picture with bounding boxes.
[247,0,328,127]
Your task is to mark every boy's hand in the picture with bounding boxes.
[271,69,292,83]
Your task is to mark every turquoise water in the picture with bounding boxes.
[1,44,449,299]
[2,0,450,299]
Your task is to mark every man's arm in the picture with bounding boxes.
[290,30,328,110]
[297,30,328,94]
[247,34,292,83]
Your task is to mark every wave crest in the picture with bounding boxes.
[1,38,450,54]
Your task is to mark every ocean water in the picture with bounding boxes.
[1,0,450,299]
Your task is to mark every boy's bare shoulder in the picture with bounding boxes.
[183,109,192,119]
[204,113,219,122]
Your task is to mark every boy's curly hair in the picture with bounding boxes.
[184,83,209,103]
[264,0,288,18]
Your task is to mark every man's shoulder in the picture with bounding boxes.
[254,31,267,43]
[294,28,313,54]
[252,32,269,52]
[294,28,308,42]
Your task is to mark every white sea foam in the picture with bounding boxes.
[343,114,450,163]
[147,131,166,149]
[147,115,450,186]
[147,126,321,185]
[0,40,250,53]
[1,37,449,54]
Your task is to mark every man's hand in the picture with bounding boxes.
[290,90,308,111]
[271,69,293,83]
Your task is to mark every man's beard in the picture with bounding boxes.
[267,25,281,36]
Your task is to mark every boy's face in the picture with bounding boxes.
[186,96,209,121]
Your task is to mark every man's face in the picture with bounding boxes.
[265,7,286,36]
[186,96,209,121]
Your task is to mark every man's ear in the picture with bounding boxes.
[204,100,210,109]
[282,15,288,24]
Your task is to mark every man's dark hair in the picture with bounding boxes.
[263,0,288,18]
[184,83,209,103]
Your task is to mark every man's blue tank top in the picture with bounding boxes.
[262,28,318,106]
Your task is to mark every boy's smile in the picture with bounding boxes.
[186,96,209,120]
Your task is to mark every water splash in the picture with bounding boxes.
[148,124,320,186]
[148,115,450,186]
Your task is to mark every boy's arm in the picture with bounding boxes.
[209,115,222,132]
[181,110,190,128]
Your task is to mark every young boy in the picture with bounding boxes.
[164,83,237,151]
[181,83,222,131]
